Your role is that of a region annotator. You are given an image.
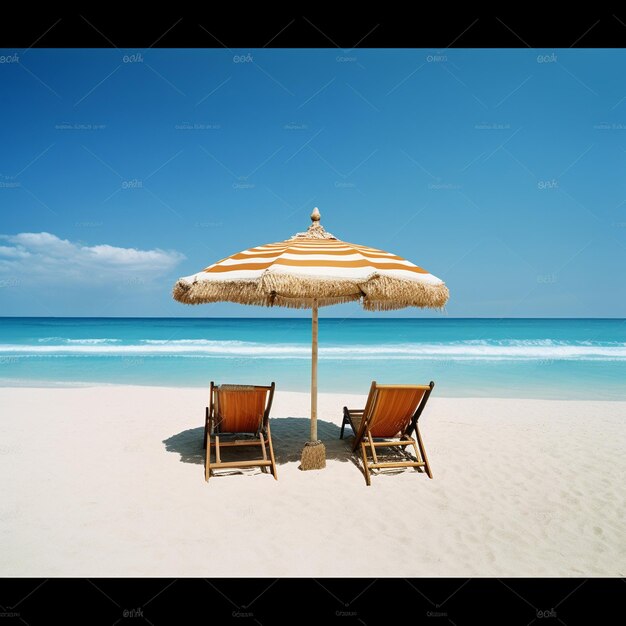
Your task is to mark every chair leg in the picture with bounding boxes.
[367,431,379,467]
[340,415,346,439]
[205,436,211,482]
[203,407,208,449]
[415,426,432,479]
[259,431,268,473]
[214,435,222,471]
[360,441,372,486]
[266,423,278,480]
[410,439,422,472]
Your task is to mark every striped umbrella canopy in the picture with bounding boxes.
[173,209,449,465]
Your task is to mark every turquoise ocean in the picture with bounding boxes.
[0,318,624,400]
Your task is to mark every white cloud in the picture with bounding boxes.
[0,245,32,259]
[0,232,185,285]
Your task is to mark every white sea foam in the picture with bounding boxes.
[2,339,626,360]
[37,337,121,345]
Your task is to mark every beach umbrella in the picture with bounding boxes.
[173,208,449,469]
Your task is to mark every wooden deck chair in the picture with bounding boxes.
[203,382,277,481]
[340,381,435,486]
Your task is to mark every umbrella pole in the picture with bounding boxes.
[300,299,326,470]
[311,299,318,441]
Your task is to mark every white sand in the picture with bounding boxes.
[0,385,624,577]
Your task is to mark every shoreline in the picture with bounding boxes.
[1,382,625,403]
[1,385,624,576]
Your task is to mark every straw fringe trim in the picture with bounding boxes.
[173,273,449,310]
[361,274,449,310]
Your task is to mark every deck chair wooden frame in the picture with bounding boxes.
[340,381,434,486]
[203,381,277,481]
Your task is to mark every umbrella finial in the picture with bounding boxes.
[289,207,337,240]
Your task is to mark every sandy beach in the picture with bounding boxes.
[0,385,624,577]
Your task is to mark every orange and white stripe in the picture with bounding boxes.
[181,238,443,286]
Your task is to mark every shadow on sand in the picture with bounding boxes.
[163,417,356,467]
[163,416,428,482]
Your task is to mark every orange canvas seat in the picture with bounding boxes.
[203,382,277,481]
[341,381,434,485]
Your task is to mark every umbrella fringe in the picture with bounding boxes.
[173,274,449,310]
[362,276,449,310]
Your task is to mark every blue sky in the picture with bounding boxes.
[0,48,624,317]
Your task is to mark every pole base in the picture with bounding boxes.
[300,440,326,470]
